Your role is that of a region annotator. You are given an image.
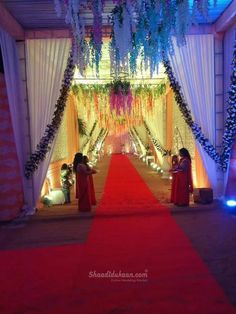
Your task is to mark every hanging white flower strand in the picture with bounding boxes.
[54,0,89,74]
[54,0,216,77]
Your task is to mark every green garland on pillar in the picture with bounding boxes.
[163,57,221,166]
[88,128,107,153]
[143,121,171,157]
[132,127,147,153]
[80,121,97,152]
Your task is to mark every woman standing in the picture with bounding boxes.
[169,155,179,203]
[73,153,95,212]
[83,155,97,206]
[174,148,193,206]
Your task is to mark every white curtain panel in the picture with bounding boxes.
[169,34,219,195]
[0,27,28,201]
[26,38,71,207]
[144,97,166,164]
[224,25,236,106]
[223,26,236,192]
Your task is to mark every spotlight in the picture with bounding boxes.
[226,200,236,207]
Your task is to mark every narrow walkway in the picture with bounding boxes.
[0,154,235,314]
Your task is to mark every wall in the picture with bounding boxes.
[0,73,23,220]
[104,133,133,154]
[16,40,35,211]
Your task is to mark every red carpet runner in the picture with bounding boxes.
[0,155,235,314]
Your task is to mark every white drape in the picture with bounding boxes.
[223,25,236,192]
[26,39,71,207]
[0,27,28,204]
[169,34,220,196]
[144,97,165,164]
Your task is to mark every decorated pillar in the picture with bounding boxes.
[166,88,174,152]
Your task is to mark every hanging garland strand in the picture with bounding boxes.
[129,129,142,154]
[99,130,108,152]
[55,0,214,76]
[129,129,139,150]
[162,57,222,166]
[143,121,171,157]
[220,41,236,172]
[88,128,107,153]
[24,51,75,179]
[80,121,98,152]
[132,127,147,153]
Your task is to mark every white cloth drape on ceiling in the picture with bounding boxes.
[26,38,71,207]
[169,34,221,196]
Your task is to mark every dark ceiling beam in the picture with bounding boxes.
[0,2,24,40]
[188,25,214,34]
[215,0,236,33]
[25,24,213,39]
[25,29,72,39]
[25,25,112,39]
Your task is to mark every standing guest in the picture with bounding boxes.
[169,155,179,203]
[60,163,73,204]
[83,155,97,205]
[174,148,193,206]
[73,153,82,199]
[73,153,95,212]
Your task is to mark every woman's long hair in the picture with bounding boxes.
[73,153,83,172]
[179,148,191,161]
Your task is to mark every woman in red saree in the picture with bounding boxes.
[73,153,95,212]
[83,155,97,206]
[169,155,179,203]
[174,148,193,206]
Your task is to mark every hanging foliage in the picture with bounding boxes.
[80,121,98,152]
[88,128,108,153]
[71,81,166,135]
[108,79,132,115]
[144,121,171,157]
[129,129,142,154]
[54,0,214,76]
[132,127,147,153]
[78,118,87,137]
[89,0,103,76]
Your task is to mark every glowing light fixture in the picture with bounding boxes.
[226,200,236,207]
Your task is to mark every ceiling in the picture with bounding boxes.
[2,0,233,81]
[2,0,234,30]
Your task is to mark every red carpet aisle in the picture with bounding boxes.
[0,155,235,314]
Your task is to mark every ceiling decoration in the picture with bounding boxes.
[2,0,233,78]
[72,80,166,135]
[52,0,232,76]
